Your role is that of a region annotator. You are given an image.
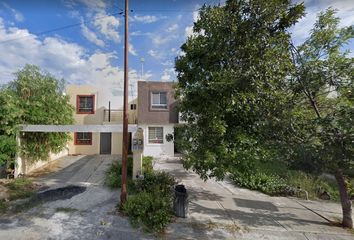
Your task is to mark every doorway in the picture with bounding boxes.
[100,132,112,154]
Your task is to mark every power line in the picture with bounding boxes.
[0,11,123,45]
[0,2,222,45]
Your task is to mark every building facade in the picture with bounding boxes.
[137,81,178,157]
[66,85,137,155]
[66,81,178,157]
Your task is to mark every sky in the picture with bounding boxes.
[0,0,353,107]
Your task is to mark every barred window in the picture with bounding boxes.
[77,95,94,114]
[75,132,92,145]
[148,127,163,144]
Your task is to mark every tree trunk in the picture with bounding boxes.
[335,171,353,228]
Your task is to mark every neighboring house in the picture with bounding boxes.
[66,81,178,157]
[137,81,178,157]
[66,85,137,155]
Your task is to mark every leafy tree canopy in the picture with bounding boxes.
[0,65,74,165]
[175,0,305,180]
[175,1,354,228]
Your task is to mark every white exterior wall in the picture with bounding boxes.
[15,147,68,177]
[139,124,174,157]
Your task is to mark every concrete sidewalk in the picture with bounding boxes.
[155,157,354,240]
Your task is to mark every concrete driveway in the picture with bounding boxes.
[0,155,153,240]
[1,155,353,240]
[155,157,354,240]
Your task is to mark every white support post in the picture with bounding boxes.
[132,152,143,179]
[132,127,144,180]
[14,134,24,178]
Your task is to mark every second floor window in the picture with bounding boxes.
[77,95,94,114]
[130,104,137,110]
[151,92,167,109]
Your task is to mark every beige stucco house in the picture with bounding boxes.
[66,85,137,155]
[66,81,178,157]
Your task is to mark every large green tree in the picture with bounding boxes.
[0,65,74,166]
[289,9,354,228]
[175,0,304,179]
[175,0,354,229]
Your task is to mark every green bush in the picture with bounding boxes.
[143,156,153,173]
[123,191,172,232]
[105,158,134,189]
[286,171,339,200]
[123,171,176,232]
[136,171,176,196]
[231,171,288,195]
[105,161,122,188]
[231,168,343,201]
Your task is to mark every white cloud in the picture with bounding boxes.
[161,72,171,81]
[81,21,105,47]
[148,49,158,58]
[185,5,201,38]
[129,44,138,56]
[160,68,176,82]
[132,15,165,24]
[152,33,178,47]
[1,2,24,22]
[93,12,120,43]
[291,0,354,45]
[192,8,200,22]
[167,24,178,32]
[0,19,149,106]
[65,0,106,10]
[161,60,173,66]
[185,25,194,38]
[147,49,166,61]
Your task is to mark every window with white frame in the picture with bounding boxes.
[151,92,167,109]
[148,127,163,144]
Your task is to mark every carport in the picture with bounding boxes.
[15,124,138,177]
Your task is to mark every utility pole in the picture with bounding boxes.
[120,0,129,206]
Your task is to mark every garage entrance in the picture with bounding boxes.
[16,124,137,177]
[100,132,112,154]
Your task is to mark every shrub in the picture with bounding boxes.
[231,171,288,195]
[136,171,176,196]
[127,157,133,176]
[286,171,340,200]
[105,159,135,190]
[105,161,122,188]
[123,191,172,232]
[123,171,176,232]
[142,156,153,173]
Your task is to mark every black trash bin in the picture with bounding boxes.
[173,184,188,218]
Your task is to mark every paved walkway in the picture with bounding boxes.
[1,155,353,240]
[0,155,153,240]
[155,157,354,240]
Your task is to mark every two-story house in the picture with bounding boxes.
[137,81,178,157]
[66,85,137,155]
[66,81,178,157]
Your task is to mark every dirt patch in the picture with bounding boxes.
[27,161,61,177]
